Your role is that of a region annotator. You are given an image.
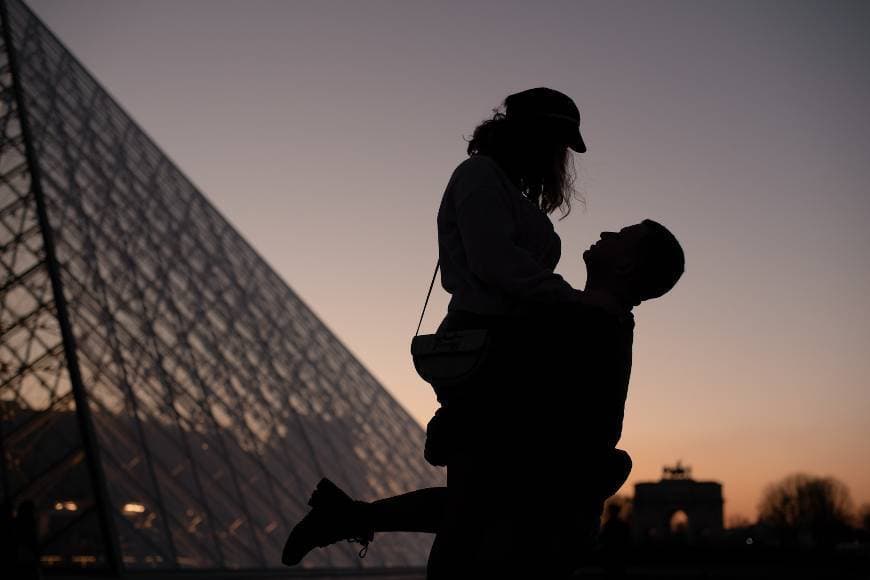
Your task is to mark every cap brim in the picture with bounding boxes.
[569,128,586,153]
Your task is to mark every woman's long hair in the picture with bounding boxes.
[465,108,580,219]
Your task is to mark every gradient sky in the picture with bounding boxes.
[25,0,870,523]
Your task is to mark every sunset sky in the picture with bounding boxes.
[26,0,870,523]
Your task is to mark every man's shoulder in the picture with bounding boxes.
[522,301,635,348]
[515,298,626,321]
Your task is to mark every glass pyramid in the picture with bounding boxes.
[0,0,441,573]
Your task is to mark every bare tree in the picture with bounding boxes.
[859,504,870,537]
[757,473,854,548]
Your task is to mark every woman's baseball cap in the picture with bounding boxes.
[504,87,587,153]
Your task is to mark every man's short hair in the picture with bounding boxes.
[635,219,685,301]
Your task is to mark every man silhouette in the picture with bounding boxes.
[282,219,685,580]
[432,219,684,578]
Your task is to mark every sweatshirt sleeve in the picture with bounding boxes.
[451,157,581,303]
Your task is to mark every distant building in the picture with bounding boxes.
[632,462,724,544]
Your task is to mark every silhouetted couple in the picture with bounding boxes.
[282,88,685,578]
[282,220,683,577]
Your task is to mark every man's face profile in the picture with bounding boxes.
[583,223,649,276]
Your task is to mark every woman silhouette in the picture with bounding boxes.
[283,87,594,577]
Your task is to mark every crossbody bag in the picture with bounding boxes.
[410,260,491,390]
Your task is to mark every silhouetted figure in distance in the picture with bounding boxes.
[16,500,40,580]
[599,503,632,579]
[0,501,15,570]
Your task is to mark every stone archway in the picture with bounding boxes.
[632,462,724,544]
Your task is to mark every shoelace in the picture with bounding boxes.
[346,536,369,558]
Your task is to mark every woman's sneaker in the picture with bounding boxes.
[281,478,374,566]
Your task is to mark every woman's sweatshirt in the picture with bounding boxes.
[437,155,582,315]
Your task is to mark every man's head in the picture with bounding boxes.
[583,219,685,306]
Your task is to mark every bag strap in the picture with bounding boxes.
[415,260,440,337]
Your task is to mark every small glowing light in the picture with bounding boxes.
[54,502,64,511]
[55,501,78,511]
[123,502,146,514]
[71,554,97,566]
[746,537,754,545]
[40,554,63,566]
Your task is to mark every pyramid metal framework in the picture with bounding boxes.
[0,0,441,573]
